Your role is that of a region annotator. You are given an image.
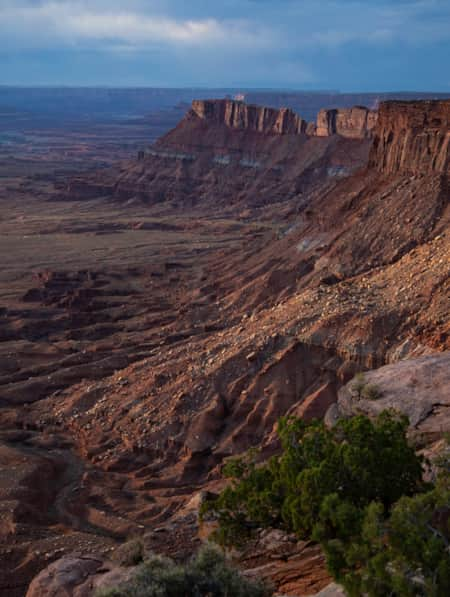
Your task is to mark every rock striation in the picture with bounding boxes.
[190,99,308,135]
[189,99,378,139]
[315,106,378,139]
[369,100,450,174]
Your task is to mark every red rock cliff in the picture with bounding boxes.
[369,100,450,174]
[315,106,378,139]
[190,99,308,135]
[189,100,379,140]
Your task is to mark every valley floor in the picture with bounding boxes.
[0,183,282,595]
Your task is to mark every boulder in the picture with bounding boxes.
[308,583,346,596]
[332,351,450,438]
[26,555,135,597]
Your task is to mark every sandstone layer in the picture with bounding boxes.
[190,99,378,139]
[370,100,450,174]
[190,99,308,135]
[315,106,378,139]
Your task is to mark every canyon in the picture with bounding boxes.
[0,93,448,596]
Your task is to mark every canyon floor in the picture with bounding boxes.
[0,185,274,595]
[0,160,298,595]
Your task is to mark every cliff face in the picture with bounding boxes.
[190,99,308,135]
[369,100,450,174]
[189,99,377,139]
[315,106,378,139]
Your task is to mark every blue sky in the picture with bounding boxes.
[1,0,450,90]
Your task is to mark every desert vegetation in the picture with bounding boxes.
[96,544,271,597]
[201,412,450,596]
[351,373,382,400]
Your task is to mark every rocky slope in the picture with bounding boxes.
[0,98,448,596]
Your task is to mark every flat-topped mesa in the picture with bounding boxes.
[315,106,378,139]
[369,100,450,174]
[190,99,308,135]
[189,100,379,140]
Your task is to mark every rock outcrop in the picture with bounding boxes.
[190,100,378,140]
[315,106,378,139]
[241,529,331,595]
[190,99,308,135]
[369,100,450,174]
[310,584,346,597]
[329,352,450,440]
[26,556,135,597]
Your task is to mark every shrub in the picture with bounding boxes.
[351,373,367,398]
[112,538,145,567]
[316,476,450,596]
[361,383,382,400]
[201,411,450,595]
[351,373,382,400]
[201,412,425,544]
[96,544,271,597]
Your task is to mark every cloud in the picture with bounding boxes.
[2,0,450,53]
[277,0,450,49]
[0,1,273,50]
[1,0,450,89]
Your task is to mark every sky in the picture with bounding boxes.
[1,0,450,90]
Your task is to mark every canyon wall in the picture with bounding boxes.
[369,100,450,174]
[67,99,450,212]
[315,106,378,139]
[189,99,376,139]
[190,99,308,135]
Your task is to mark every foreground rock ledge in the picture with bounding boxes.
[26,555,135,597]
[329,351,450,438]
